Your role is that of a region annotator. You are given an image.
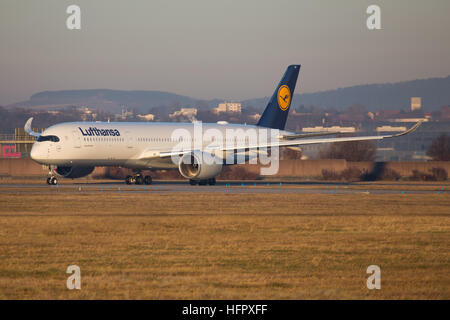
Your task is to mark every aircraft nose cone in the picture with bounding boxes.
[30,144,43,162]
[30,145,37,160]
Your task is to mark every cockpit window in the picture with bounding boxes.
[37,135,60,142]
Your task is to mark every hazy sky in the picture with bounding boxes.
[1,0,449,105]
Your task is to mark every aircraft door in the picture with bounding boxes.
[125,131,133,148]
[72,131,81,148]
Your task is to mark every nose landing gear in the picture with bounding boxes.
[46,166,58,185]
[46,176,58,185]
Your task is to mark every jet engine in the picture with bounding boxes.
[178,152,222,180]
[55,166,95,178]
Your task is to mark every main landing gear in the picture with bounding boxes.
[189,178,216,186]
[125,173,152,185]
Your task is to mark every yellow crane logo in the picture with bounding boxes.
[277,85,291,111]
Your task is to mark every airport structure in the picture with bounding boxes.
[0,128,38,159]
[214,102,242,114]
[169,108,198,119]
[411,97,422,111]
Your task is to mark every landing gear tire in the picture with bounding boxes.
[198,180,208,186]
[125,175,133,185]
[189,179,197,186]
[135,175,144,185]
[208,178,216,186]
[47,177,57,185]
[144,175,152,185]
[125,173,150,185]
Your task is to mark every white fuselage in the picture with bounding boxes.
[30,121,289,169]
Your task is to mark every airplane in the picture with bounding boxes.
[25,65,421,185]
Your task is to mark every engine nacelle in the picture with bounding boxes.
[178,152,222,180]
[55,166,95,178]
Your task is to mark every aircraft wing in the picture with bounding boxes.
[279,131,342,140]
[140,121,422,159]
[218,120,422,151]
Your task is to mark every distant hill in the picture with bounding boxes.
[7,75,450,113]
[8,89,216,114]
[244,75,450,112]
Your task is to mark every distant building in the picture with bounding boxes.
[79,106,97,121]
[0,127,42,158]
[137,114,155,121]
[384,106,430,123]
[411,151,433,161]
[411,97,421,111]
[302,126,356,133]
[169,108,198,118]
[214,102,242,114]
[249,113,261,121]
[116,107,134,120]
[376,125,407,132]
[375,110,402,120]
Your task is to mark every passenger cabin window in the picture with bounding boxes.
[37,135,60,142]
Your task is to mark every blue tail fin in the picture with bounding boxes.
[257,65,300,130]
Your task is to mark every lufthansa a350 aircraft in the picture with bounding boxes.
[25,65,421,185]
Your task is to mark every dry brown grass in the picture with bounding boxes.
[0,184,449,299]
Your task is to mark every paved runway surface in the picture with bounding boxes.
[0,180,448,195]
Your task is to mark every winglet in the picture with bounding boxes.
[391,121,422,137]
[24,117,41,137]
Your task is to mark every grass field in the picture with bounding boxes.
[0,182,449,299]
